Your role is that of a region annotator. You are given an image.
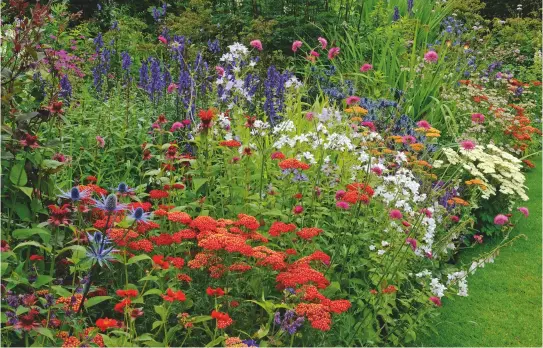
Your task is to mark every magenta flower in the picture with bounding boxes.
[328,47,340,60]
[345,96,361,105]
[250,40,263,51]
[167,83,178,94]
[361,121,376,132]
[96,136,105,148]
[305,112,314,121]
[429,297,442,307]
[309,50,320,57]
[215,66,225,77]
[389,209,403,220]
[336,201,350,210]
[293,205,304,215]
[360,63,373,72]
[371,166,383,176]
[317,37,327,50]
[517,207,529,217]
[335,190,346,200]
[416,120,431,129]
[292,40,303,52]
[402,135,417,144]
[170,122,184,132]
[406,238,417,251]
[450,215,459,223]
[494,214,509,225]
[473,234,483,244]
[460,140,476,151]
[424,50,438,63]
[471,113,485,124]
[158,36,168,44]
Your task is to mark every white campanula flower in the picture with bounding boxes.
[369,245,376,251]
[377,249,386,255]
[381,241,389,247]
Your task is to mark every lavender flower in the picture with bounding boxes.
[207,39,220,54]
[59,74,72,99]
[393,6,400,21]
[407,0,414,14]
[111,21,118,30]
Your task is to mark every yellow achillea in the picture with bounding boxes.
[345,106,368,115]
[425,127,441,138]
[410,143,424,152]
[350,116,363,122]
[382,148,395,154]
[448,197,470,206]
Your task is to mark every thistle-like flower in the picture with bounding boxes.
[58,187,91,202]
[114,182,135,195]
[93,194,127,213]
[86,231,117,267]
[128,207,151,223]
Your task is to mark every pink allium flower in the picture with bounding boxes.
[460,140,476,151]
[250,40,263,51]
[170,122,184,132]
[473,234,483,244]
[158,36,168,44]
[416,120,431,129]
[328,47,340,60]
[336,201,350,210]
[360,63,373,72]
[517,207,529,217]
[309,50,320,57]
[389,209,403,220]
[167,83,178,93]
[371,166,383,176]
[424,50,438,63]
[450,215,459,223]
[96,136,105,148]
[345,96,361,105]
[215,66,225,77]
[305,112,314,121]
[361,121,376,132]
[292,40,303,52]
[317,37,327,50]
[406,237,417,251]
[293,205,304,215]
[471,113,485,124]
[335,190,346,200]
[494,214,509,225]
[429,296,442,306]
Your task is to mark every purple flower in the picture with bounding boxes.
[407,0,414,14]
[59,74,72,99]
[393,6,400,21]
[274,310,304,335]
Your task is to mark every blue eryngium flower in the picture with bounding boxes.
[86,231,117,267]
[115,182,134,195]
[58,187,91,202]
[93,193,127,212]
[128,207,151,223]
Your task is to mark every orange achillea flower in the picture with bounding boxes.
[296,227,323,240]
[389,135,403,143]
[346,182,374,197]
[409,143,424,152]
[416,160,432,168]
[382,285,397,294]
[523,159,535,168]
[268,221,297,237]
[219,140,242,148]
[190,215,218,231]
[345,106,368,115]
[447,197,470,206]
[149,189,169,200]
[62,336,81,348]
[235,213,260,230]
[167,211,192,224]
[56,294,84,311]
[459,79,470,85]
[278,158,311,170]
[350,116,363,122]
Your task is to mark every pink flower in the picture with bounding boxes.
[328,47,340,60]
[215,66,225,77]
[335,190,346,200]
[416,120,431,129]
[473,234,483,244]
[389,209,403,220]
[460,140,476,151]
[471,113,485,124]
[167,83,178,94]
[494,214,509,225]
[170,122,184,132]
[450,215,459,223]
[402,135,416,144]
[360,63,373,72]
[292,40,303,52]
[158,36,168,44]
[421,208,432,218]
[429,296,442,306]
[309,50,320,57]
[361,121,376,132]
[293,205,304,215]
[406,238,417,251]
[517,207,529,217]
[424,50,438,63]
[182,119,191,126]
[52,153,67,162]
[345,96,361,105]
[317,37,327,50]
[305,112,314,121]
[250,40,263,51]
[151,123,160,129]
[336,201,350,210]
[96,136,105,148]
[371,166,383,176]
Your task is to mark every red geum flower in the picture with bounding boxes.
[429,296,442,306]
[29,255,44,261]
[206,287,225,297]
[162,288,186,302]
[95,317,118,331]
[116,289,138,298]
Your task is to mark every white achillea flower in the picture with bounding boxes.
[416,270,432,278]
[381,241,389,247]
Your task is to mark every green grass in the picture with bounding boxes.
[419,156,542,347]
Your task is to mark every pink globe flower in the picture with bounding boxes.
[215,66,225,77]
[471,113,485,124]
[416,120,431,129]
[309,50,320,57]
[335,190,346,200]
[292,40,303,52]
[517,207,529,217]
[318,37,327,50]
[460,140,476,151]
[473,234,483,244]
[361,121,376,132]
[450,215,459,223]
[494,214,509,225]
[250,40,263,51]
[328,47,340,60]
[345,96,361,105]
[170,122,184,132]
[158,35,168,44]
[406,238,417,251]
[429,296,442,307]
[360,63,373,72]
[305,112,314,121]
[389,209,403,220]
[371,166,383,176]
[96,136,105,148]
[424,50,438,63]
[167,83,178,94]
[336,201,350,210]
[293,205,304,215]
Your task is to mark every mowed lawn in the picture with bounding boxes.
[419,156,542,347]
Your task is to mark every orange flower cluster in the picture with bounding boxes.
[56,294,84,311]
[278,158,311,170]
[342,182,374,204]
[295,285,351,331]
[296,227,323,240]
[219,140,242,148]
[268,221,297,237]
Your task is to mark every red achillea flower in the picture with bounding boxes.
[219,140,242,148]
[127,202,153,211]
[206,287,225,297]
[235,213,260,230]
[116,289,138,298]
[62,336,81,348]
[198,109,215,128]
[343,191,369,204]
[149,189,169,200]
[167,211,192,224]
[152,255,170,269]
[276,263,330,289]
[166,256,185,269]
[271,151,285,160]
[230,300,239,308]
[228,262,252,272]
[268,221,297,237]
[252,246,288,270]
[136,220,160,234]
[190,215,218,231]
[29,254,44,261]
[47,204,71,226]
[85,175,97,183]
[285,248,297,255]
[296,227,323,240]
[162,288,186,302]
[114,298,131,313]
[95,318,118,331]
[177,273,192,283]
[173,228,198,240]
[279,158,310,170]
[211,310,233,329]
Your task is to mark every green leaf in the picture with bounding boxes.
[143,289,163,296]
[13,241,51,253]
[139,275,158,282]
[13,202,31,221]
[32,275,54,288]
[188,315,212,324]
[12,228,51,243]
[10,162,27,186]
[151,320,164,331]
[52,285,72,297]
[126,254,151,265]
[56,245,87,257]
[85,296,112,308]
[154,305,167,321]
[34,327,54,341]
[192,178,207,192]
[135,334,155,342]
[16,186,33,199]
[206,336,225,347]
